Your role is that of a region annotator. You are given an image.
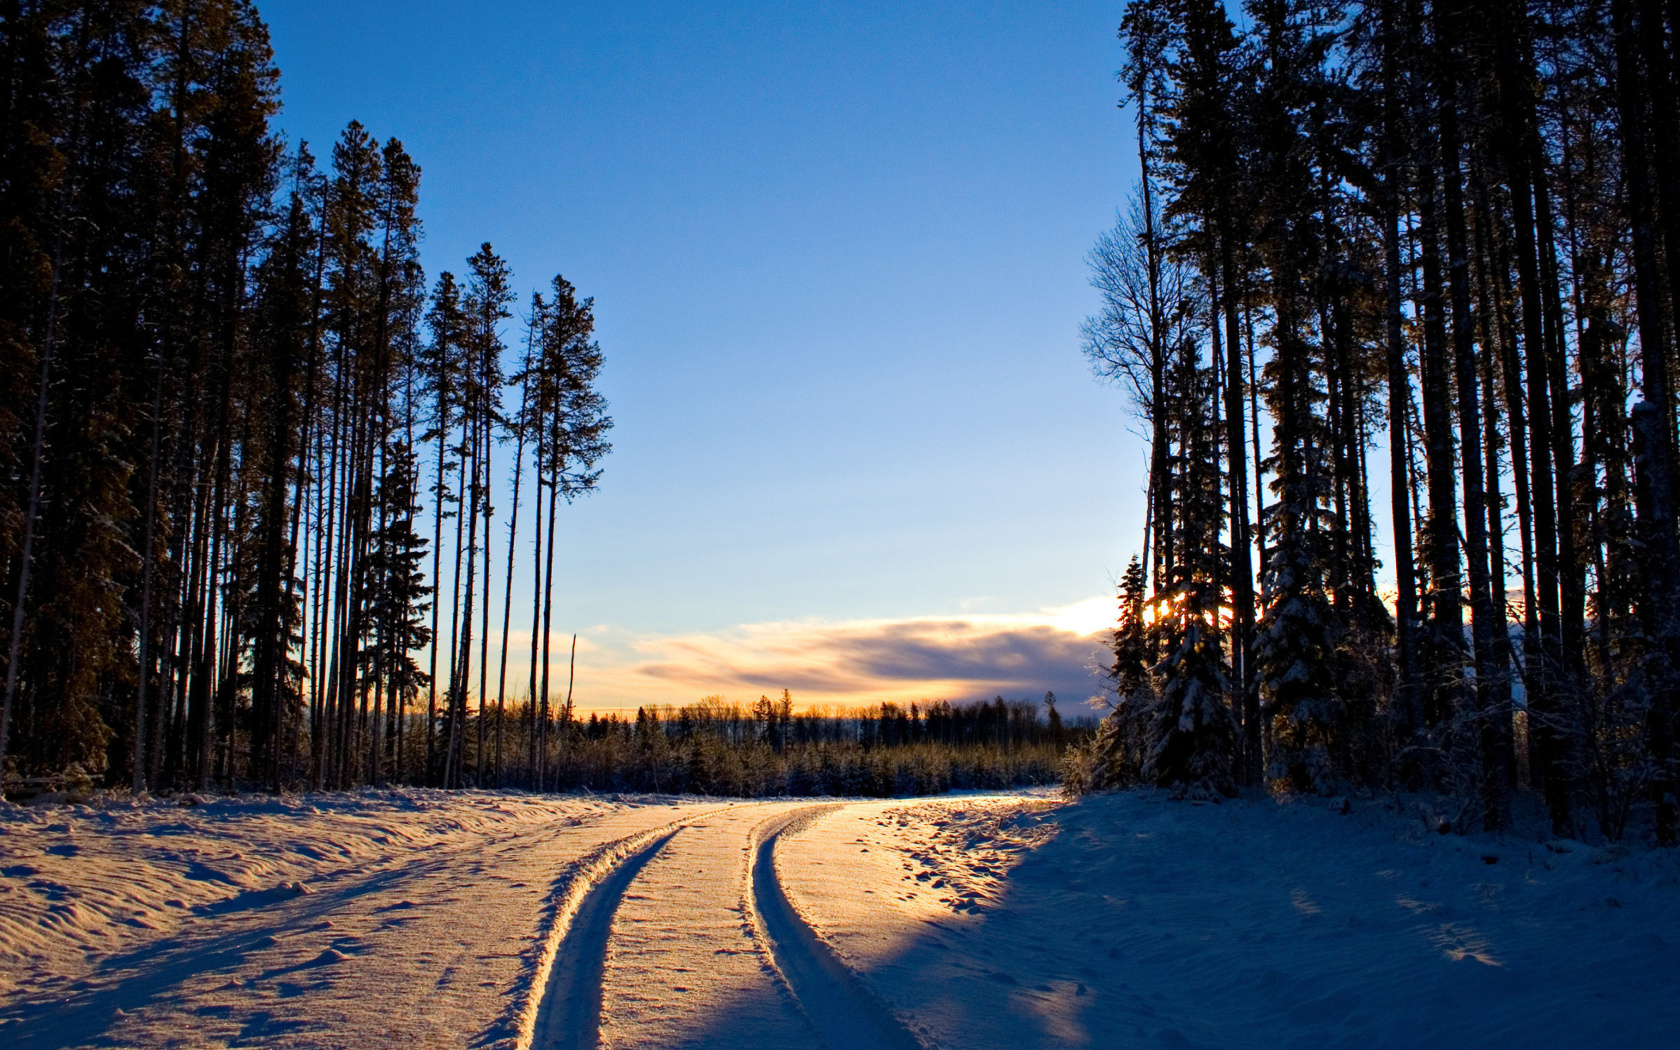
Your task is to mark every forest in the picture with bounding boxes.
[0,0,618,796]
[0,1,1078,802]
[4,4,1678,1045]
[9,0,1680,834]
[526,695,1068,798]
[1069,0,1680,844]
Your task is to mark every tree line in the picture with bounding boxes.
[1071,0,1680,844]
[539,694,1076,798]
[0,1,611,797]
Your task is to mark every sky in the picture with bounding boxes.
[260,0,1144,714]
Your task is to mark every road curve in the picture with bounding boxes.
[746,807,932,1050]
[521,800,936,1050]
[526,827,679,1050]
[590,804,821,1049]
[4,798,723,1050]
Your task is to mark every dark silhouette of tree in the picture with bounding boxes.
[1079,0,1680,841]
[0,1,612,798]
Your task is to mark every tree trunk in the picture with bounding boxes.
[1416,158,1466,730]
[1435,25,1506,827]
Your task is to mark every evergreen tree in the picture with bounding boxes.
[363,439,432,785]
[1145,354,1237,797]
[1079,0,1680,838]
[523,275,612,786]
[0,2,608,797]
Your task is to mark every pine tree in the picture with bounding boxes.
[421,271,464,785]
[443,243,511,787]
[0,3,602,798]
[525,275,612,786]
[1071,556,1153,792]
[363,440,431,786]
[247,189,313,791]
[1145,354,1236,797]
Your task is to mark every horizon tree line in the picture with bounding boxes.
[0,0,611,796]
[530,693,1077,798]
[1075,0,1680,844]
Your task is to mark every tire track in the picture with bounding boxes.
[526,828,678,1050]
[513,803,746,1050]
[745,806,932,1050]
[3,810,609,1050]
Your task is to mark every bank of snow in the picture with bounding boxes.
[777,791,1680,1049]
[0,789,627,1003]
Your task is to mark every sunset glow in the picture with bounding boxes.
[547,597,1116,713]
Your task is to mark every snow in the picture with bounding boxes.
[0,790,724,1048]
[2,787,1676,1048]
[777,791,1680,1048]
[590,804,818,1049]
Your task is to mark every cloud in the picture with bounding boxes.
[561,599,1117,712]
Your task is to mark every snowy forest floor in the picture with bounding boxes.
[1,787,1676,1049]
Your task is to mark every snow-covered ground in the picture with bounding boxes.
[2,788,1676,1048]
[781,792,1680,1049]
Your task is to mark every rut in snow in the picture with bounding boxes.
[515,804,744,1050]
[526,829,678,1050]
[746,807,931,1050]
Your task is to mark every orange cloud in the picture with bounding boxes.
[555,599,1117,713]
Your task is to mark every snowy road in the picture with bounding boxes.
[6,788,1679,1049]
[0,792,971,1050]
[1,794,754,1048]
[524,800,933,1050]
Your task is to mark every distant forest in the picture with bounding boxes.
[0,0,619,796]
[531,695,1070,798]
[1069,0,1680,844]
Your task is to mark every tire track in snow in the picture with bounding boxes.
[514,804,746,1050]
[745,806,933,1050]
[3,808,612,1049]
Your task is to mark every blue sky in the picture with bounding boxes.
[262,0,1144,712]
